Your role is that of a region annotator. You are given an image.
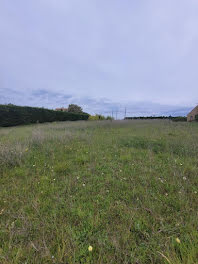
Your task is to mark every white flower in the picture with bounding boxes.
[183,177,187,181]
[83,183,85,187]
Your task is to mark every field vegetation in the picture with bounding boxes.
[0,120,198,264]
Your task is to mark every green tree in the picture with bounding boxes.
[68,104,83,113]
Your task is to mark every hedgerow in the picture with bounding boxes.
[0,104,89,127]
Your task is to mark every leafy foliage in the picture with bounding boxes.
[89,114,113,121]
[0,104,89,127]
[67,104,83,113]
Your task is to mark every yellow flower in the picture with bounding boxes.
[25,148,29,152]
[88,246,93,252]
[176,238,181,244]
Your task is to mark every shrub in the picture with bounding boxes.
[171,116,187,122]
[89,115,99,121]
[0,104,89,127]
[106,116,114,121]
[88,114,110,121]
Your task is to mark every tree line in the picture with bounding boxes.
[125,116,187,122]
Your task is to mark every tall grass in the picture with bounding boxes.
[0,120,198,263]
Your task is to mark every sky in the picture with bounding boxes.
[1,0,198,118]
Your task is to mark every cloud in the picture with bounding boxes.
[0,88,192,118]
[0,0,198,113]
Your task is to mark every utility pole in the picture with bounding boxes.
[112,110,113,120]
[116,110,117,120]
[124,107,126,119]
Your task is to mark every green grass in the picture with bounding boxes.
[0,120,198,264]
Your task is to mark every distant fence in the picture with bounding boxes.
[125,116,187,122]
[0,105,89,127]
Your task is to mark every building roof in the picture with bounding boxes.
[55,107,68,111]
[187,105,198,116]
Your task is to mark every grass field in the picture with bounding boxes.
[0,120,198,264]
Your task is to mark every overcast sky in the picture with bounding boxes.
[1,0,198,117]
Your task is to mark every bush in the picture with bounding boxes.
[88,114,111,121]
[171,116,187,122]
[106,116,114,121]
[89,115,99,121]
[0,105,89,127]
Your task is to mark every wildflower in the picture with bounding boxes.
[176,238,181,244]
[183,177,187,181]
[165,193,168,196]
[33,164,36,167]
[180,163,183,166]
[51,256,54,259]
[88,246,93,252]
[194,191,197,194]
[53,178,56,181]
[25,148,28,152]
[83,183,85,187]
[77,177,80,180]
[0,208,5,215]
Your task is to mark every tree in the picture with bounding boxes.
[68,104,83,113]
[106,115,114,121]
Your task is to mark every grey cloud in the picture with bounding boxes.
[0,0,198,113]
[0,88,192,118]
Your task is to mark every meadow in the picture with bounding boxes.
[0,120,198,264]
